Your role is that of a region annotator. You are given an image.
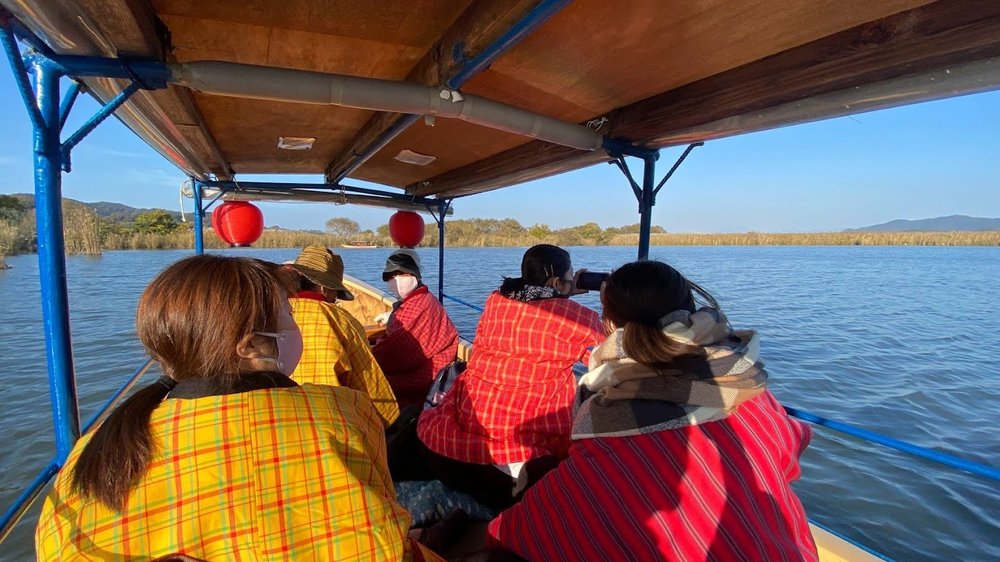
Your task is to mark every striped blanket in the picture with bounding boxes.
[572,308,768,439]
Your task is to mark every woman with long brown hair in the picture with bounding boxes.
[487,260,818,561]
[36,255,441,561]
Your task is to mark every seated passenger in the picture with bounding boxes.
[288,245,399,425]
[371,249,458,409]
[487,260,818,561]
[35,255,441,561]
[416,244,604,510]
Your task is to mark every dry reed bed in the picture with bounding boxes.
[92,230,1000,250]
[6,228,999,260]
[101,229,349,251]
[608,231,1000,246]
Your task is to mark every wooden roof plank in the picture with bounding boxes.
[323,0,539,183]
[153,0,471,49]
[415,0,1000,198]
[461,0,933,120]
[611,0,1000,145]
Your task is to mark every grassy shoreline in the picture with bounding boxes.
[36,229,1000,254]
[2,217,998,265]
[607,231,1000,246]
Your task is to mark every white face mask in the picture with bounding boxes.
[255,329,303,376]
[388,274,419,299]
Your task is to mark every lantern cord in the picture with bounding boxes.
[178,182,187,223]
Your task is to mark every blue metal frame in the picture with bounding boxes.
[0,359,154,543]
[31,52,81,461]
[2,13,56,59]
[328,0,572,183]
[61,81,141,171]
[0,22,42,129]
[0,461,58,544]
[201,186,228,214]
[0,19,170,543]
[3,6,997,558]
[22,51,170,88]
[58,80,82,131]
[637,153,659,260]
[608,143,703,260]
[192,180,205,255]
[427,199,453,303]
[80,359,156,434]
[197,180,445,209]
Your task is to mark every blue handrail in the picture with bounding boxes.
[0,461,58,544]
[82,359,155,434]
[0,359,155,543]
[442,293,485,313]
[441,292,1000,482]
[784,407,1000,481]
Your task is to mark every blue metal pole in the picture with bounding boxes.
[193,181,205,255]
[653,142,703,196]
[3,15,57,59]
[638,155,657,260]
[0,22,43,129]
[58,80,82,131]
[60,81,140,166]
[22,52,170,87]
[31,59,80,461]
[437,200,448,304]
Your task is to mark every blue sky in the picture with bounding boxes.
[1,63,998,233]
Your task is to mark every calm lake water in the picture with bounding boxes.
[1,246,998,560]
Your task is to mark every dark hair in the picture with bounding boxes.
[292,268,319,292]
[601,260,710,368]
[71,255,294,510]
[500,244,571,293]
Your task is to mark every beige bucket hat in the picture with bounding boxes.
[289,246,355,301]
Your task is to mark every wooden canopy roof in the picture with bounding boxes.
[4,0,1000,198]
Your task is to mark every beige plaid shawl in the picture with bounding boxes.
[572,308,768,440]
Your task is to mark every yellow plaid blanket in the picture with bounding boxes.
[291,297,399,425]
[36,384,437,561]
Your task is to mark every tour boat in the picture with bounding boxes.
[1,1,998,559]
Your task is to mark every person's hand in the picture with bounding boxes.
[566,268,589,295]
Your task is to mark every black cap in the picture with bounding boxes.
[382,249,422,281]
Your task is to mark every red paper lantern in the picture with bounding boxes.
[388,211,425,248]
[212,201,264,247]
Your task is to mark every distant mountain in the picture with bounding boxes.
[11,193,182,224]
[844,215,1000,232]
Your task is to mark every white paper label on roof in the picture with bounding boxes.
[394,149,437,166]
[277,137,316,150]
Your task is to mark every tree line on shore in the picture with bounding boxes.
[2,197,998,267]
